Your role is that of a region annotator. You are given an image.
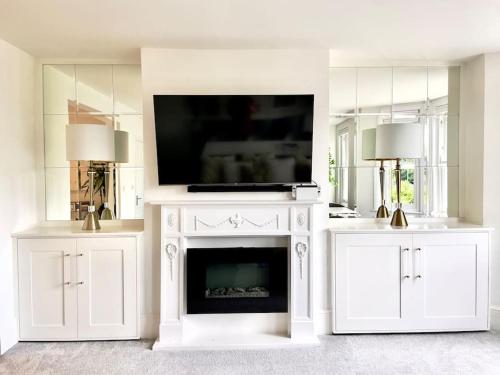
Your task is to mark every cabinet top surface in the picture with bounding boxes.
[13,222,144,238]
[329,221,493,233]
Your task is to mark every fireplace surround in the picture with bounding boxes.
[151,199,319,350]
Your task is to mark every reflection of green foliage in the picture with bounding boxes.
[400,169,414,184]
[328,148,336,185]
[392,179,414,204]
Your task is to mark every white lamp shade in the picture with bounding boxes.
[361,128,376,160]
[114,130,129,163]
[66,124,115,162]
[375,122,423,159]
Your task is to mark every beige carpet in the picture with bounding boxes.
[1,332,500,375]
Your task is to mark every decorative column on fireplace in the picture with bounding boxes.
[152,200,319,350]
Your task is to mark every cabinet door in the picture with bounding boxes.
[412,233,489,331]
[334,233,414,332]
[76,237,138,339]
[18,239,77,340]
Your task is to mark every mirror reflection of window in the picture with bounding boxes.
[328,66,460,219]
[337,130,350,206]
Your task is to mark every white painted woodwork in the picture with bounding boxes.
[412,233,489,331]
[18,239,77,340]
[331,225,491,333]
[152,200,318,350]
[334,234,413,331]
[14,224,142,341]
[77,237,138,339]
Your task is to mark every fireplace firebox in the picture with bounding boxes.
[186,247,288,314]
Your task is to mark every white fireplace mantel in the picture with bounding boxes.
[151,199,320,350]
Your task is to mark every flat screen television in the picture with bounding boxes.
[153,94,314,186]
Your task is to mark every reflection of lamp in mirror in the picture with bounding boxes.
[362,128,391,218]
[66,124,115,230]
[376,123,423,228]
[101,130,129,220]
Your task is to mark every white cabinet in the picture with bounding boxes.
[334,233,414,332]
[332,226,490,333]
[412,233,489,331]
[16,233,141,341]
[76,238,138,339]
[18,239,77,339]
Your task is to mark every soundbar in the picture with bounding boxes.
[187,184,294,193]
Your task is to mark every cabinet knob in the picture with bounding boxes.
[77,253,84,257]
[64,282,71,286]
[77,281,84,285]
[64,254,70,257]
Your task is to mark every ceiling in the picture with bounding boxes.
[1,0,500,61]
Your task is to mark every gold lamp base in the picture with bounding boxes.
[100,203,114,220]
[390,208,408,228]
[82,211,101,230]
[376,205,390,218]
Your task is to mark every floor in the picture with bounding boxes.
[1,332,500,375]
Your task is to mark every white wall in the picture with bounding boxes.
[140,49,331,336]
[461,53,500,329]
[0,39,37,354]
[483,53,500,329]
[460,56,484,224]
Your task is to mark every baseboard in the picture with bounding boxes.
[314,309,332,335]
[0,317,18,355]
[141,313,160,339]
[491,306,500,331]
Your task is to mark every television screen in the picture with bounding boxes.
[153,95,314,185]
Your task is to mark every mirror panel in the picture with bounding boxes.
[330,68,356,115]
[113,65,143,114]
[43,64,144,221]
[116,168,144,219]
[43,65,76,115]
[329,166,459,219]
[115,115,144,168]
[44,115,70,168]
[357,68,392,116]
[392,67,427,119]
[76,65,113,114]
[45,167,71,220]
[328,66,460,218]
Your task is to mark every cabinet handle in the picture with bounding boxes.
[415,247,423,279]
[64,253,71,287]
[402,247,410,279]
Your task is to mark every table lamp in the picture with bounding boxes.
[375,122,423,227]
[101,130,129,220]
[66,124,115,230]
[362,128,392,218]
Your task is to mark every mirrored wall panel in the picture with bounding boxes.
[43,64,144,220]
[329,66,460,218]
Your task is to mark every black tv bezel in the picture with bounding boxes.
[153,94,315,190]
